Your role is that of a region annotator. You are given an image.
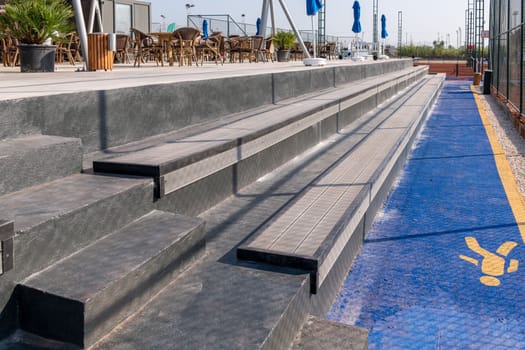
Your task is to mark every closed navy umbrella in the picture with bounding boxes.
[352,1,361,34]
[202,19,209,39]
[256,17,261,35]
[381,14,388,39]
[306,0,323,16]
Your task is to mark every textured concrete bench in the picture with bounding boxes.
[93,66,428,198]
[237,74,444,294]
[292,315,368,350]
[17,210,205,348]
[0,135,81,196]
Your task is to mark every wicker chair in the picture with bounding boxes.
[115,34,131,64]
[320,42,337,60]
[56,33,82,65]
[260,37,275,63]
[196,32,224,65]
[1,32,19,67]
[131,28,163,67]
[171,27,201,66]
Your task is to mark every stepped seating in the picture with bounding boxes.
[0,135,82,197]
[18,210,205,348]
[0,61,440,348]
[0,174,154,279]
[238,74,444,294]
[78,73,445,350]
[93,66,428,198]
[292,315,368,350]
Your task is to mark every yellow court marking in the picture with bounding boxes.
[472,87,525,244]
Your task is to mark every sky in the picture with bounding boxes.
[150,0,488,47]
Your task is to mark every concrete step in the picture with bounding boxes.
[86,75,444,350]
[17,210,205,348]
[0,135,82,196]
[291,315,368,350]
[93,66,428,199]
[238,74,445,294]
[0,60,413,151]
[0,173,154,280]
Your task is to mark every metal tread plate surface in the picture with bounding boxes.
[237,74,444,293]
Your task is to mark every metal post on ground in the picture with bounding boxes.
[72,0,89,71]
[259,0,270,61]
[260,0,269,38]
[269,0,276,37]
[277,0,311,59]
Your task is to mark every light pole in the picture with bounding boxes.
[160,14,166,32]
[185,4,195,26]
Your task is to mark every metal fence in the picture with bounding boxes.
[489,0,523,114]
[186,15,338,44]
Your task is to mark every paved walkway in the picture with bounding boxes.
[328,81,525,349]
[0,60,363,101]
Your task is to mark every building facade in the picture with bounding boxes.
[489,0,524,113]
[67,0,150,34]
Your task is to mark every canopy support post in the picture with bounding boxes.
[277,0,311,59]
[260,0,269,38]
[72,0,89,71]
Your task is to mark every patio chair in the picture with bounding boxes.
[249,35,265,63]
[320,42,337,60]
[260,37,275,63]
[196,32,224,65]
[225,35,242,63]
[171,27,201,66]
[233,36,263,63]
[131,28,163,67]
[1,32,19,67]
[115,34,131,64]
[56,33,82,65]
[290,42,304,61]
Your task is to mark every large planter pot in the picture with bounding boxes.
[18,44,56,72]
[277,50,291,62]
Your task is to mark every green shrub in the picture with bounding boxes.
[273,31,296,50]
[1,0,74,44]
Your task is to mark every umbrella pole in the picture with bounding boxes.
[311,16,316,58]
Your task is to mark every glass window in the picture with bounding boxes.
[498,33,508,97]
[510,0,522,30]
[502,0,509,32]
[115,3,132,34]
[508,28,521,108]
[493,34,499,90]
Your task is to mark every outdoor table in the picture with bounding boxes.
[149,32,175,66]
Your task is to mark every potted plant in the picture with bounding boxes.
[273,31,296,62]
[0,0,74,72]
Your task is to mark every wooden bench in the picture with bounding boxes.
[237,74,444,294]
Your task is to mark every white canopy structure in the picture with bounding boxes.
[259,0,312,60]
[72,0,105,71]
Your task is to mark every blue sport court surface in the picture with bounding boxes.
[328,81,525,349]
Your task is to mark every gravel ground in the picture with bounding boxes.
[478,92,525,198]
